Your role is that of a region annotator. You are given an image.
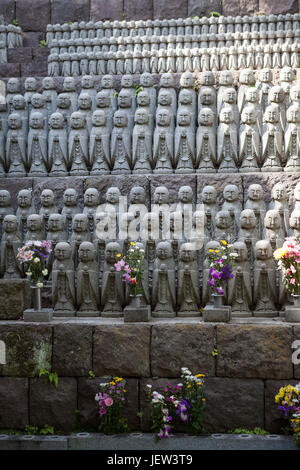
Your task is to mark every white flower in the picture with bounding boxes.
[34,241,42,247]
[100,383,108,387]
[26,271,32,277]
[95,394,100,401]
[230,252,239,257]
[222,255,227,260]
[36,282,43,288]
[146,384,152,389]
[42,269,48,276]
[34,257,40,264]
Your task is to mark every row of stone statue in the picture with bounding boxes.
[46,13,300,44]
[0,17,23,63]
[48,40,300,76]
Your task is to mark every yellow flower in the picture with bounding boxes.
[195,374,205,378]
[273,247,287,260]
[209,249,214,253]
[220,240,227,245]
[109,381,116,386]
[130,242,135,245]
[116,254,122,258]
[202,398,206,401]
[215,250,219,253]
[123,389,126,393]
[187,385,191,388]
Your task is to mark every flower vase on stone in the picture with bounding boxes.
[17,240,53,322]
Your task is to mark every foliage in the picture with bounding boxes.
[114,242,145,297]
[17,240,51,287]
[207,240,238,295]
[95,376,129,434]
[88,370,96,379]
[209,11,221,17]
[39,40,48,47]
[274,238,300,295]
[146,368,206,441]
[134,86,143,98]
[39,369,59,388]
[12,19,18,26]
[230,427,268,436]
[275,383,300,447]
[24,424,55,435]
[211,348,218,357]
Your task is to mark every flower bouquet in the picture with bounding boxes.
[146,368,206,441]
[17,240,51,288]
[95,376,129,434]
[114,242,145,297]
[275,383,300,447]
[207,240,237,296]
[274,237,300,296]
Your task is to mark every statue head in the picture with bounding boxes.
[289,210,300,229]
[223,87,237,104]
[220,106,234,124]
[41,189,55,207]
[198,107,214,126]
[25,77,38,92]
[78,93,92,110]
[233,241,248,262]
[178,89,193,105]
[287,104,300,123]
[255,239,272,260]
[129,186,146,205]
[247,184,264,201]
[101,75,114,89]
[180,242,196,262]
[239,69,255,85]
[180,72,194,88]
[48,213,64,231]
[0,190,11,207]
[105,241,122,263]
[106,187,121,204]
[199,87,215,106]
[27,214,43,231]
[280,66,294,83]
[31,93,45,108]
[134,108,149,126]
[215,210,231,229]
[70,111,86,129]
[81,75,94,89]
[17,189,32,208]
[49,112,65,129]
[201,185,217,204]
[140,73,153,87]
[55,241,72,261]
[154,186,169,204]
[73,213,88,232]
[29,112,44,129]
[178,186,193,203]
[84,188,100,206]
[240,209,256,229]
[160,73,174,88]
[96,90,110,108]
[8,113,22,129]
[269,86,285,104]
[290,85,300,102]
[158,90,172,106]
[118,89,132,108]
[7,78,20,94]
[223,184,239,202]
[156,241,172,259]
[177,109,191,126]
[63,77,76,92]
[57,93,71,109]
[63,188,78,206]
[3,214,18,233]
[113,110,128,128]
[12,94,26,110]
[200,71,215,86]
[42,77,55,90]
[259,68,272,83]
[245,87,258,103]
[92,109,106,127]
[264,104,280,123]
[264,209,281,229]
[136,91,150,107]
[121,74,134,88]
[219,70,234,86]
[78,241,96,262]
[205,240,221,256]
[271,182,287,201]
[241,106,257,125]
[156,108,170,126]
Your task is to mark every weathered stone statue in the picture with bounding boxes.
[257,68,273,112]
[228,241,252,317]
[16,189,34,240]
[132,108,152,174]
[139,72,157,118]
[263,209,285,250]
[261,104,283,172]
[238,69,255,112]
[25,214,45,241]
[269,182,289,235]
[28,112,48,176]
[245,184,266,237]
[101,241,124,316]
[268,85,286,134]
[239,106,260,171]
[76,241,100,316]
[61,187,80,238]
[39,189,58,230]
[177,242,200,317]
[56,93,73,132]
[158,73,177,117]
[196,108,216,173]
[48,112,68,176]
[100,75,117,115]
[120,74,136,115]
[221,87,239,128]
[217,107,238,172]
[253,240,277,317]
[217,70,234,113]
[198,86,217,128]
[0,215,22,279]
[0,190,13,239]
[289,210,300,240]
[89,110,111,175]
[62,76,78,113]
[238,208,259,256]
[12,94,28,136]
[202,240,221,306]
[174,109,195,173]
[80,75,96,110]
[152,241,176,317]
[69,111,89,176]
[280,66,295,108]
[157,89,175,130]
[30,93,48,130]
[6,78,21,114]
[111,110,132,174]
[42,76,58,118]
[284,104,300,171]
[178,72,196,124]
[153,108,174,174]
[244,87,263,135]
[6,113,26,177]
[52,242,76,316]
[24,77,38,115]
[214,210,236,243]
[70,213,91,267]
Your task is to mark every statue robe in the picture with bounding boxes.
[284,122,300,170]
[174,127,195,173]
[89,126,111,174]
[132,124,153,173]
[153,126,174,173]
[6,129,26,177]
[261,122,283,171]
[76,260,100,313]
[217,123,238,172]
[253,260,277,315]
[239,123,260,171]
[101,263,124,313]
[228,263,252,316]
[69,128,89,175]
[52,258,76,313]
[111,126,132,174]
[152,261,176,316]
[28,128,48,176]
[48,128,68,176]
[0,234,22,279]
[196,125,216,172]
[177,261,200,315]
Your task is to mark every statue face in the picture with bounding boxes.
[50,113,64,129]
[84,188,99,206]
[281,68,293,82]
[158,91,172,106]
[43,77,54,89]
[106,187,120,204]
[269,87,284,103]
[260,69,271,82]
[224,185,239,202]
[135,109,148,125]
[179,90,192,105]
[79,242,95,262]
[27,215,42,231]
[30,113,43,129]
[96,92,110,107]
[240,70,254,84]
[220,108,233,123]
[177,111,191,126]
[216,212,231,228]
[49,214,63,231]
[8,114,21,129]
[200,89,214,105]
[246,89,258,103]
[248,184,263,201]
[63,77,76,91]
[81,75,93,88]
[137,92,150,106]
[240,210,256,228]
[71,112,84,129]
[265,106,279,123]
[154,187,169,204]
[180,73,193,87]
[242,108,256,125]
[272,184,286,201]
[0,191,10,206]
[7,78,20,93]
[41,190,54,207]
[101,75,114,88]
[157,109,170,126]
[140,73,153,87]
[287,106,300,123]
[202,186,217,203]
[180,243,195,261]
[73,214,87,231]
[156,242,171,259]
[256,241,271,259]
[291,87,300,101]
[179,186,193,203]
[55,243,71,261]
[290,212,300,229]
[25,78,37,91]
[4,215,17,232]
[160,74,173,87]
[78,94,92,109]
[114,111,127,127]
[130,187,146,204]
[92,110,106,126]
[118,91,131,108]
[105,243,121,263]
[223,88,236,104]
[265,211,280,229]
[63,189,77,205]
[220,71,233,85]
[233,242,247,261]
[201,72,215,86]
[199,108,214,126]
[31,94,43,108]
[13,95,25,109]
[121,75,133,88]
[57,94,71,108]
[17,190,31,208]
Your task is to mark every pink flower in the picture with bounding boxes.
[290,278,296,285]
[291,265,297,274]
[287,268,291,275]
[99,408,107,416]
[104,397,114,407]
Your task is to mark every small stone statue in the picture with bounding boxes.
[0,215,22,279]
[245,184,266,237]
[12,94,28,136]
[111,110,132,174]
[39,189,58,230]
[62,77,78,113]
[228,241,252,317]
[174,110,195,173]
[238,69,256,113]
[217,70,234,113]
[261,104,283,172]
[196,108,216,173]
[56,93,72,132]
[89,110,111,175]
[101,241,124,316]
[16,189,34,240]
[83,187,100,234]
[77,93,93,132]
[30,93,48,130]
[48,112,69,176]
[158,73,177,117]
[253,240,277,317]
[177,242,200,317]
[214,209,236,243]
[268,85,286,134]
[152,241,176,317]
[42,77,58,118]
[202,240,221,306]
[289,210,300,240]
[52,242,76,316]
[221,87,239,128]
[24,77,38,115]
[293,182,300,211]
[239,106,260,172]
[244,87,263,135]
[284,104,300,171]
[28,112,48,176]
[153,108,174,174]
[257,68,273,112]
[132,108,152,174]
[80,75,96,110]
[217,107,238,172]
[0,190,13,239]
[70,213,91,267]
[25,214,45,241]
[69,112,89,176]
[198,185,218,236]
[238,209,259,255]
[198,86,217,128]
[100,75,117,115]
[222,184,242,223]
[6,78,21,114]
[263,209,285,250]
[76,241,100,316]
[6,113,26,177]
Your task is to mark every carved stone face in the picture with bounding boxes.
[223,88,236,104]
[96,91,110,108]
[245,88,258,103]
[290,210,300,229]
[50,112,64,129]
[25,78,37,92]
[30,112,44,129]
[180,72,194,88]
[81,75,93,88]
[84,188,99,206]
[158,91,172,106]
[156,241,172,259]
[199,88,214,106]
[27,214,42,231]
[202,186,217,203]
[73,214,88,232]
[215,211,231,229]
[154,186,169,204]
[259,69,272,82]
[233,241,247,262]
[264,105,279,123]
[180,242,196,261]
[121,75,133,88]
[71,112,85,129]
[281,67,293,82]
[130,186,146,204]
[179,90,192,105]
[223,185,239,202]
[0,191,11,206]
[272,183,286,201]
[78,241,95,262]
[106,187,121,204]
[41,189,55,207]
[7,78,20,93]
[3,215,17,233]
[92,110,106,126]
[135,109,148,125]
[269,86,284,103]
[105,242,121,263]
[219,71,234,85]
[43,77,54,90]
[240,209,256,228]
[177,110,191,126]
[55,242,71,261]
[201,71,215,86]
[63,77,76,92]
[140,73,153,87]
[265,210,281,229]
[8,114,22,129]
[63,188,78,206]
[255,240,271,259]
[114,111,127,127]
[220,107,234,124]
[248,184,263,201]
[31,94,44,108]
[178,186,193,203]
[48,214,64,231]
[287,105,300,123]
[239,69,255,85]
[241,107,256,125]
[160,73,173,87]
[12,95,25,110]
[57,93,71,109]
[118,90,131,108]
[78,93,92,110]
[157,109,170,126]
[17,190,32,208]
[199,108,214,126]
[137,91,150,107]
[101,75,114,89]
[291,86,300,102]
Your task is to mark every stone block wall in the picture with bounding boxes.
[0,320,299,434]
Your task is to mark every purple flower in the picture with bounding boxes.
[209,278,215,286]
[216,287,224,295]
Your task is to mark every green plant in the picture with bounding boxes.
[39,369,59,388]
[134,85,143,98]
[88,370,96,379]
[39,425,55,435]
[39,40,48,47]
[114,91,119,97]
[95,376,129,434]
[209,11,221,17]
[12,19,19,26]
[230,427,268,436]
[211,348,218,357]
[67,22,74,26]
[25,425,39,435]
